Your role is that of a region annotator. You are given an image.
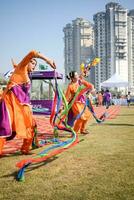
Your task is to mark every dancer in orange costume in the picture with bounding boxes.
[65,71,94,134]
[0,50,56,156]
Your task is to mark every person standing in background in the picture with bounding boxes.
[126,91,131,107]
[103,89,112,109]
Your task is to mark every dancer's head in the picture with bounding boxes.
[67,71,79,82]
[27,58,37,72]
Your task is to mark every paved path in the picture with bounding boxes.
[2,105,120,155]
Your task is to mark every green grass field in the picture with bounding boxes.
[0,106,134,200]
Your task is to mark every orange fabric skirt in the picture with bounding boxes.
[72,101,92,121]
[4,91,34,139]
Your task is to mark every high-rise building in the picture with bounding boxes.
[94,2,128,90]
[63,18,94,83]
[128,10,134,89]
[106,3,128,80]
[93,12,106,90]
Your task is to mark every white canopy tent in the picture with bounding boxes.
[100,73,128,88]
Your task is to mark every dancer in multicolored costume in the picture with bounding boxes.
[65,71,94,134]
[0,50,56,156]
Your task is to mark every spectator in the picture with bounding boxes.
[126,91,131,107]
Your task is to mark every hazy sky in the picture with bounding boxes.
[0,0,133,74]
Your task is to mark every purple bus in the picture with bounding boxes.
[30,70,63,115]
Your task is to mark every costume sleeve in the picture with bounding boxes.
[81,79,94,90]
[18,50,39,69]
[65,84,71,102]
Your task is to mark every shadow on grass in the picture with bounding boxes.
[91,123,134,127]
[1,151,36,158]
[118,114,134,116]
[0,156,58,180]
[26,156,58,172]
[0,171,19,180]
